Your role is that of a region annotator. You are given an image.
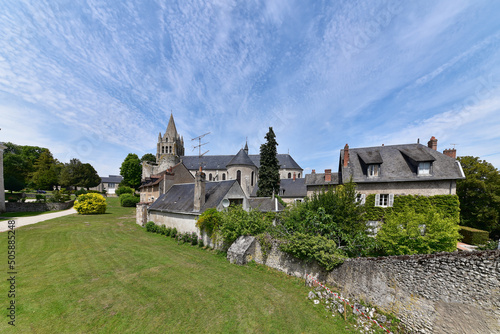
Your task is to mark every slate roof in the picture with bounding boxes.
[248,198,285,211]
[340,143,465,183]
[305,173,339,186]
[180,153,302,170]
[148,180,239,214]
[251,178,307,198]
[226,149,256,167]
[100,175,123,184]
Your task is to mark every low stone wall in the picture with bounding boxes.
[5,200,75,212]
[228,236,500,334]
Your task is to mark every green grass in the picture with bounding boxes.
[0,198,357,333]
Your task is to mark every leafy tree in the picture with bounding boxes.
[257,127,280,197]
[78,163,101,190]
[120,153,142,189]
[457,156,500,238]
[3,142,46,190]
[140,153,156,164]
[377,206,460,255]
[31,150,61,190]
[59,158,84,190]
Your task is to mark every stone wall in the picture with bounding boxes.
[229,236,500,334]
[5,200,75,212]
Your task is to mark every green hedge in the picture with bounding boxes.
[459,226,489,245]
[120,193,140,207]
[365,194,460,221]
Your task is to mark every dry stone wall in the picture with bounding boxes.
[5,200,75,212]
[227,236,500,334]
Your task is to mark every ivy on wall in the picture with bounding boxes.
[365,194,460,222]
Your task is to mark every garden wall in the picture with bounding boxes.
[5,200,75,212]
[228,237,500,334]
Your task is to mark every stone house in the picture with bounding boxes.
[92,175,123,196]
[139,162,194,203]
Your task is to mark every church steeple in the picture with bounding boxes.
[165,112,178,140]
[156,112,185,163]
[244,139,249,155]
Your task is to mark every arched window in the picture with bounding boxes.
[251,171,254,186]
[236,170,241,185]
[222,173,226,181]
[288,172,291,179]
[161,146,164,153]
[298,173,300,178]
[209,173,212,181]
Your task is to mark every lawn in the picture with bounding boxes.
[0,198,359,333]
[0,211,65,219]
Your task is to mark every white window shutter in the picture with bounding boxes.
[388,194,394,207]
[375,194,380,207]
[361,194,366,205]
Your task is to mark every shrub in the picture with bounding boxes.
[280,233,346,271]
[190,232,198,246]
[75,188,88,196]
[377,206,460,255]
[116,186,135,196]
[196,208,223,240]
[146,221,156,232]
[165,227,172,237]
[171,228,178,238]
[74,193,107,214]
[120,194,140,207]
[35,194,46,203]
[459,226,489,245]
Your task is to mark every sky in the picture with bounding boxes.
[1,0,500,176]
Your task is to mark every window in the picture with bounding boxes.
[418,162,431,175]
[222,173,226,181]
[298,173,300,178]
[374,194,394,207]
[288,172,291,178]
[251,172,254,186]
[368,164,380,177]
[209,173,212,181]
[236,170,241,185]
[108,183,115,189]
[162,146,164,153]
[355,193,366,205]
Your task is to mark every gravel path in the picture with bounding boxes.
[0,208,77,232]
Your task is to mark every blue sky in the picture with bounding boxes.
[1,0,500,176]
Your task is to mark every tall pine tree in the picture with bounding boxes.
[257,127,280,197]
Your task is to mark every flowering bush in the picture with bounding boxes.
[74,193,107,214]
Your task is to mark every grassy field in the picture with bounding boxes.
[0,210,65,219]
[0,197,368,333]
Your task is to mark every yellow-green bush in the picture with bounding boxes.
[74,193,107,214]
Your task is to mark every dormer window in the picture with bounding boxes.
[368,164,380,177]
[418,162,431,175]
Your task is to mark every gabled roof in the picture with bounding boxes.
[340,143,465,183]
[251,178,307,198]
[305,173,339,186]
[180,153,302,170]
[226,149,256,167]
[148,180,239,213]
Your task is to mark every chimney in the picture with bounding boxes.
[293,172,296,181]
[443,148,457,159]
[427,136,438,151]
[343,144,350,167]
[325,169,332,182]
[312,169,316,174]
[194,168,206,211]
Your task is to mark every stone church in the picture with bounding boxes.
[142,114,303,197]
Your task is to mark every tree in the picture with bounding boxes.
[377,206,460,255]
[59,158,84,190]
[120,153,142,189]
[3,142,46,190]
[78,163,101,190]
[31,150,60,190]
[140,153,156,164]
[457,156,500,238]
[257,127,280,197]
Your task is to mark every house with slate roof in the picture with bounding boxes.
[305,136,465,207]
[141,113,303,198]
[251,174,307,204]
[138,162,194,203]
[92,174,123,196]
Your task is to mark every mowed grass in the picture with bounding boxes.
[0,198,353,333]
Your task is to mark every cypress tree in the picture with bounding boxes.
[257,127,280,197]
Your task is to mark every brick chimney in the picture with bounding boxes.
[343,144,350,167]
[325,169,332,182]
[443,148,457,159]
[194,167,206,211]
[427,136,438,150]
[312,169,316,174]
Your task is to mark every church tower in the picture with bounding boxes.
[156,113,185,165]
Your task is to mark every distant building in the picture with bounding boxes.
[93,175,123,195]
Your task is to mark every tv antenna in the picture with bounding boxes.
[450,143,458,149]
[192,132,210,168]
